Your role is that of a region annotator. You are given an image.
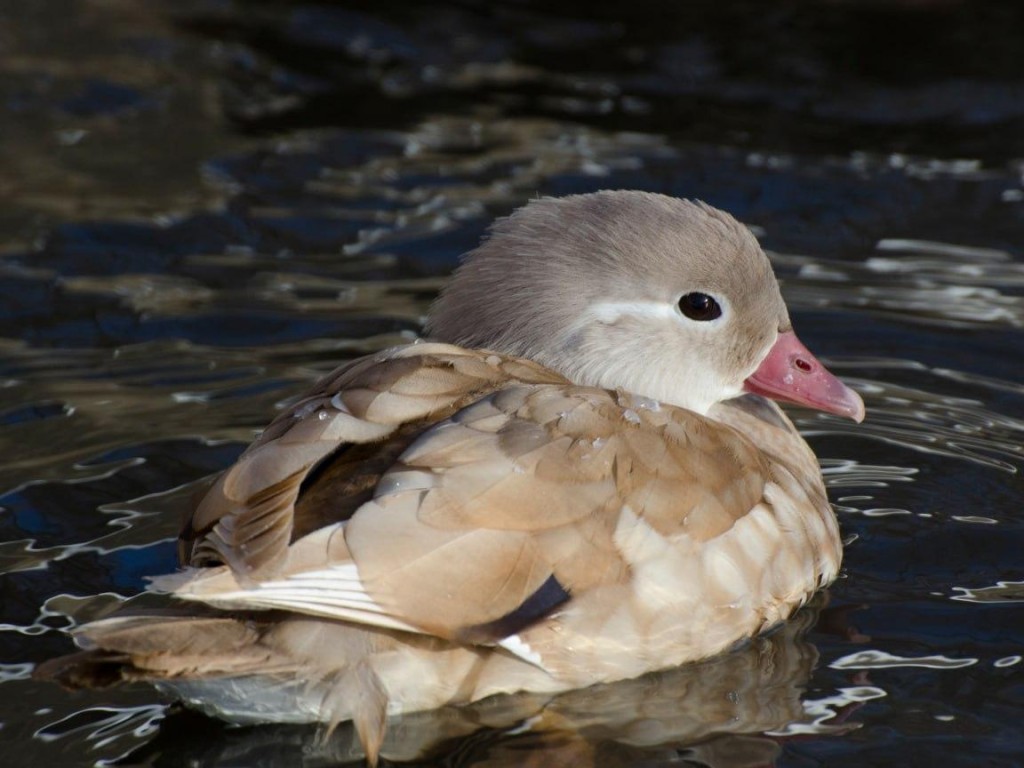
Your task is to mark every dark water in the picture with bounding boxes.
[3,1,1024,765]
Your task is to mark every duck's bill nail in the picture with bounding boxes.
[743,331,865,423]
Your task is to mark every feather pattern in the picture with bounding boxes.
[157,343,839,684]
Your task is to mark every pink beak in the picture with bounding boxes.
[743,331,865,423]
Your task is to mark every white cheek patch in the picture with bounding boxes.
[565,296,741,414]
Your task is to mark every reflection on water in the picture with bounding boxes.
[797,361,1024,473]
[40,604,834,767]
[777,242,1024,330]
[3,1,1024,767]
[952,581,1024,604]
[830,650,978,671]
[35,703,166,753]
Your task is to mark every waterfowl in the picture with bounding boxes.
[39,191,864,764]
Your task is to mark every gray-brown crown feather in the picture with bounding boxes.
[426,191,785,366]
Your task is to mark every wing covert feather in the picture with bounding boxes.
[344,386,771,640]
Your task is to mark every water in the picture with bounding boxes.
[2,1,1024,765]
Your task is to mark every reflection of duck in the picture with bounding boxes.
[119,601,825,768]
[38,191,863,764]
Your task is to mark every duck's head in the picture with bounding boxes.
[427,190,864,422]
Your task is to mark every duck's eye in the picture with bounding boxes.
[678,292,722,321]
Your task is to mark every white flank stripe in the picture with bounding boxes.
[194,562,424,635]
[498,634,549,672]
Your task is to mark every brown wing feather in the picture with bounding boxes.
[178,344,566,577]
[344,386,770,642]
[175,343,774,646]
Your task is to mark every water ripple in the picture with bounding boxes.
[951,581,1024,604]
[820,459,919,488]
[776,238,1024,330]
[35,703,167,752]
[798,361,1024,473]
[830,650,979,670]
[767,685,887,737]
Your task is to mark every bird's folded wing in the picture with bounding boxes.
[344,385,770,642]
[178,343,566,575]
[168,350,773,648]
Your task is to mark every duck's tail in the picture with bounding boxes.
[34,609,390,766]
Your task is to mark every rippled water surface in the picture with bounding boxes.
[3,1,1024,766]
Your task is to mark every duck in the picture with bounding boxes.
[38,190,864,765]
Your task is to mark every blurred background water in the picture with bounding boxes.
[2,1,1024,765]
